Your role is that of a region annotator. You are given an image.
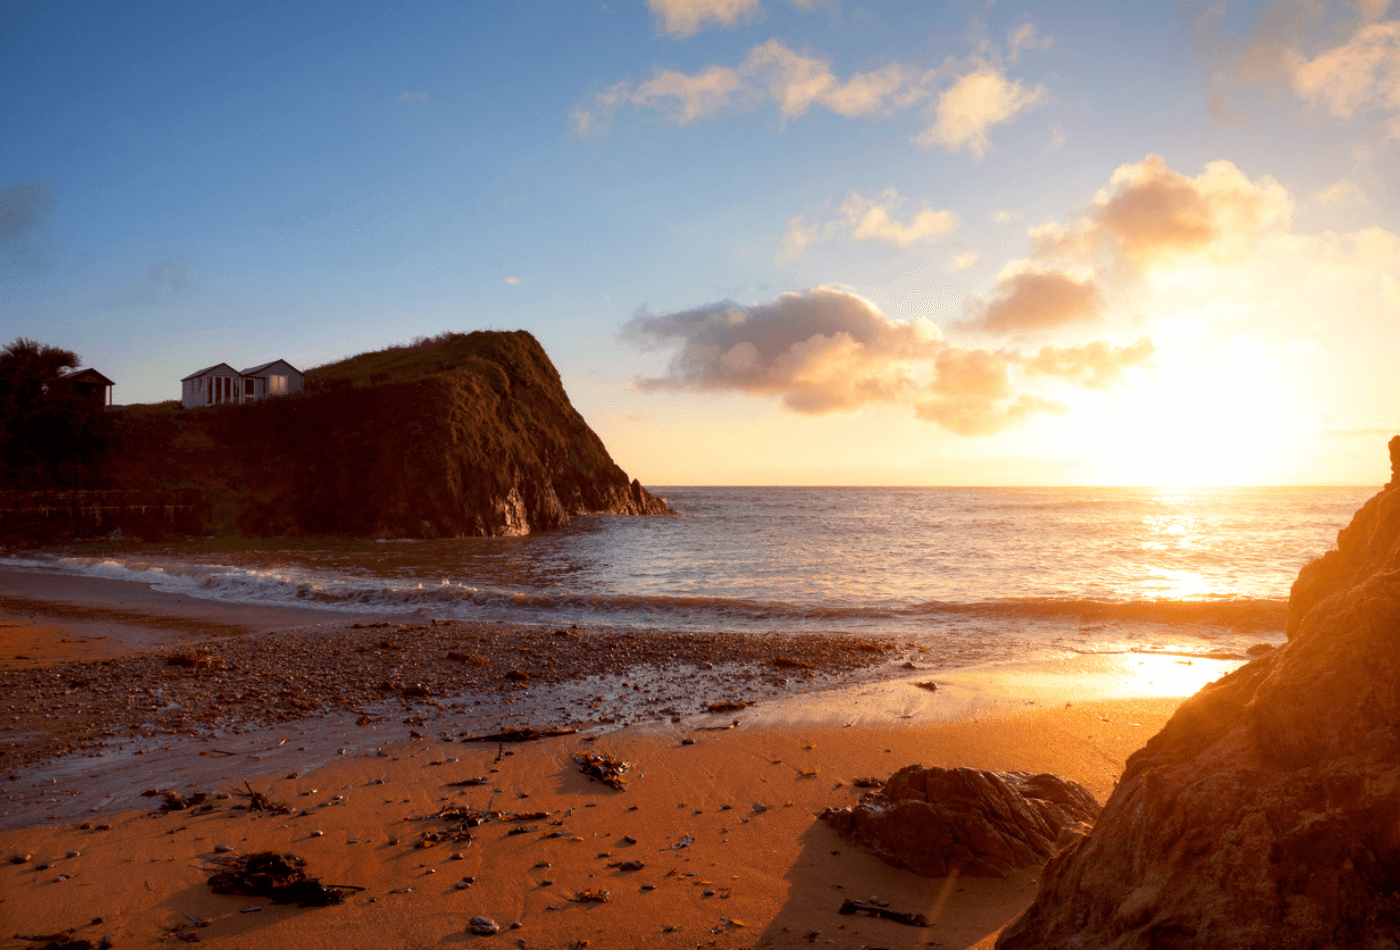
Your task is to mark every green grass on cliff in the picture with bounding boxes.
[307,331,529,389]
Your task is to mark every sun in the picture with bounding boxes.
[1072,334,1302,486]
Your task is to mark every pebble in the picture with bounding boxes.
[65,850,80,858]
[310,830,324,837]
[213,844,233,853]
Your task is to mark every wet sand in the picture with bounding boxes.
[0,566,1236,949]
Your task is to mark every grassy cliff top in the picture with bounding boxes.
[307,330,553,390]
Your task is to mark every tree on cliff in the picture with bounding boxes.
[0,337,110,489]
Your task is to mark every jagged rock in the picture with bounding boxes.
[1287,481,1400,638]
[820,766,1100,879]
[998,471,1400,949]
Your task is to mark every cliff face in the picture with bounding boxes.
[998,480,1400,949]
[106,331,673,538]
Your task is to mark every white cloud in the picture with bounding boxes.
[572,65,745,132]
[949,251,981,271]
[571,39,1043,154]
[914,58,1045,158]
[504,277,522,285]
[742,40,932,119]
[1316,179,1362,203]
[648,0,759,38]
[1203,2,1400,133]
[622,286,943,413]
[1008,23,1053,62]
[779,188,959,259]
[622,286,1156,435]
[993,209,1023,224]
[965,155,1295,337]
[398,91,428,104]
[778,215,820,262]
[1289,20,1400,118]
[1034,154,1293,273]
[838,189,958,248]
[963,266,1104,334]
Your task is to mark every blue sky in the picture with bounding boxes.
[4,0,1399,485]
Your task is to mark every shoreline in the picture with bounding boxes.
[0,563,1243,948]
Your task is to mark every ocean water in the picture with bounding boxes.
[2,486,1376,668]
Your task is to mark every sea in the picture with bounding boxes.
[0,486,1375,670]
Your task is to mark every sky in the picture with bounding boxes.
[3,0,1399,487]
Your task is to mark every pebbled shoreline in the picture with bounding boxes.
[0,615,912,774]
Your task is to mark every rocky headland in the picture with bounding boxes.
[997,474,1400,948]
[104,331,673,538]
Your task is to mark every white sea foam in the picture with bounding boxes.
[1,486,1373,665]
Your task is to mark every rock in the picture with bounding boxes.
[998,471,1400,948]
[468,916,500,935]
[820,766,1100,878]
[103,330,675,538]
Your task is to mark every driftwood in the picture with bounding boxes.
[459,726,577,743]
[838,898,930,926]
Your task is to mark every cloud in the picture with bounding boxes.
[1202,2,1400,132]
[622,286,1152,435]
[950,251,981,271]
[838,189,958,248]
[742,40,932,119]
[1024,337,1156,389]
[572,38,1042,153]
[964,155,1292,339]
[779,215,820,262]
[1032,154,1293,273]
[913,347,1065,435]
[398,91,428,104]
[914,58,1045,158]
[963,266,1104,334]
[622,286,942,413]
[779,188,958,259]
[0,178,55,269]
[504,276,522,285]
[993,209,1023,224]
[1289,19,1400,118]
[1008,23,1053,61]
[572,66,745,131]
[648,0,760,37]
[1316,179,1363,203]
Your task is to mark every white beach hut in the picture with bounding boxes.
[180,359,304,408]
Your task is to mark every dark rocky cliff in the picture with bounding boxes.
[106,331,673,538]
[997,469,1400,948]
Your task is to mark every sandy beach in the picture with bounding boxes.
[0,566,1240,950]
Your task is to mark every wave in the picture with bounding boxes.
[0,553,1287,633]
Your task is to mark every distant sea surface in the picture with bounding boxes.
[3,486,1376,668]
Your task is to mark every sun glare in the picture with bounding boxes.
[1075,332,1300,486]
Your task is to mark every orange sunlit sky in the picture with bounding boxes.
[4,1,1398,486]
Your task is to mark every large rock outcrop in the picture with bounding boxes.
[105,331,673,538]
[821,766,1100,879]
[998,479,1400,949]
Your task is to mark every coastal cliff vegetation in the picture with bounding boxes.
[95,330,672,538]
